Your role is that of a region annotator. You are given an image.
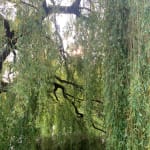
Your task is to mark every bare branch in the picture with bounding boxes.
[53,82,67,101]
[55,75,83,90]
[92,99,103,104]
[92,122,106,133]
[42,0,82,18]
[52,81,83,118]
[71,101,83,118]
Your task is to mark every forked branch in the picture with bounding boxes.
[42,0,84,18]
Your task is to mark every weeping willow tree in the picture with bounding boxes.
[0,0,150,149]
[104,0,150,149]
[0,0,105,149]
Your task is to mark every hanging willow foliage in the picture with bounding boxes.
[0,0,150,149]
[104,0,130,149]
[104,0,150,149]
[127,0,150,149]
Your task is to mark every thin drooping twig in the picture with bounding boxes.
[71,101,83,118]
[92,99,103,104]
[92,122,106,133]
[52,14,70,76]
[53,15,67,61]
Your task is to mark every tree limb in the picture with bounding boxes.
[42,0,82,18]
[55,75,83,90]
[52,81,83,118]
[20,0,38,11]
[4,19,11,38]
[0,19,18,72]
[53,82,67,101]
[0,19,11,72]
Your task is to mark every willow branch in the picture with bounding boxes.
[92,122,106,133]
[71,101,83,118]
[52,82,83,118]
[55,75,83,90]
[53,82,67,101]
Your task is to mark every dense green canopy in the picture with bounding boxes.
[0,0,150,149]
